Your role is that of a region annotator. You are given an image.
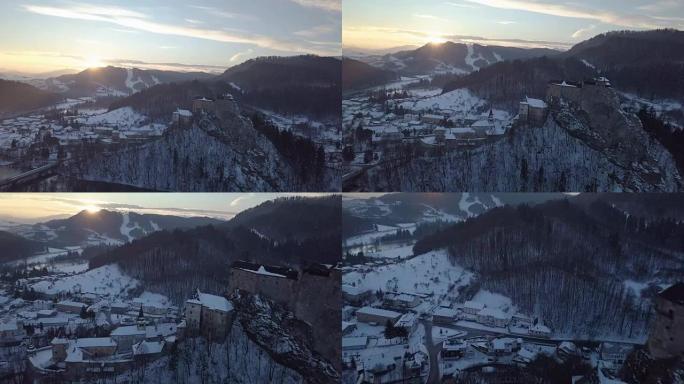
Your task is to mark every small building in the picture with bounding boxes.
[432,307,458,324]
[462,301,485,315]
[171,109,192,125]
[648,282,684,359]
[383,292,420,309]
[476,307,511,328]
[342,321,357,336]
[489,337,521,355]
[557,341,578,359]
[342,285,372,306]
[599,342,633,369]
[0,321,25,346]
[342,336,368,351]
[56,300,87,314]
[528,323,552,338]
[192,97,214,114]
[442,338,467,360]
[421,114,444,125]
[394,312,418,334]
[355,306,402,325]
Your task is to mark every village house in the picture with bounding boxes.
[488,337,522,356]
[342,336,368,352]
[528,323,552,338]
[476,307,512,328]
[462,301,485,315]
[55,300,87,314]
[432,307,458,324]
[599,342,633,371]
[648,282,684,359]
[0,321,25,346]
[394,312,418,334]
[383,292,420,309]
[442,338,467,360]
[184,290,234,340]
[342,285,373,306]
[355,306,402,325]
[171,109,193,126]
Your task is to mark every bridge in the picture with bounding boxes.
[0,162,59,191]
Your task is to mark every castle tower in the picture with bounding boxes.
[648,282,684,359]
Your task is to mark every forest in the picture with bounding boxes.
[412,195,684,339]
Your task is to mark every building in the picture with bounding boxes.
[528,323,552,338]
[184,290,234,340]
[518,96,548,125]
[476,307,511,328]
[546,80,582,106]
[56,300,87,314]
[171,109,192,125]
[462,301,485,315]
[394,312,418,334]
[355,306,401,325]
[342,285,372,306]
[421,114,444,125]
[442,338,467,360]
[227,261,299,306]
[432,307,458,324]
[648,282,684,359]
[191,97,215,114]
[110,322,178,352]
[0,321,25,346]
[383,292,420,309]
[342,336,368,351]
[489,337,521,355]
[600,342,633,369]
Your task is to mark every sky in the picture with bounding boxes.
[0,193,330,223]
[343,0,684,51]
[0,0,341,74]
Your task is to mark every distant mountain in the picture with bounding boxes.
[88,196,341,302]
[0,79,62,116]
[342,57,399,91]
[413,194,684,339]
[443,30,684,109]
[41,66,213,98]
[342,193,568,238]
[28,210,223,246]
[0,231,45,262]
[360,42,558,76]
[217,55,341,117]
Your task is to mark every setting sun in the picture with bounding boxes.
[82,205,101,213]
[427,35,447,44]
[83,55,104,70]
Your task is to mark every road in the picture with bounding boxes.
[422,320,443,384]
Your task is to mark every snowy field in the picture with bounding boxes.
[343,250,473,301]
[398,88,485,114]
[30,264,139,297]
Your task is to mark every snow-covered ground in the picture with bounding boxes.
[30,264,139,297]
[343,250,473,302]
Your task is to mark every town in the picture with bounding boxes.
[340,193,684,383]
[341,75,617,190]
[0,257,340,382]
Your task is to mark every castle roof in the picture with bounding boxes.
[231,260,299,280]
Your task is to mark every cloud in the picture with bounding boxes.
[413,14,447,21]
[462,0,683,29]
[229,193,256,207]
[23,3,339,56]
[294,24,335,38]
[497,20,517,25]
[289,0,341,12]
[445,1,480,8]
[187,5,258,21]
[229,49,254,63]
[571,24,596,39]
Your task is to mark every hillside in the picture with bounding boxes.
[0,79,61,116]
[44,66,213,98]
[33,209,223,246]
[88,196,341,302]
[361,42,558,76]
[412,194,684,339]
[218,55,341,117]
[0,231,45,262]
[342,57,398,91]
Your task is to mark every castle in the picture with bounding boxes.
[648,282,684,359]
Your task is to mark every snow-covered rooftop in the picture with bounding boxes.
[197,292,233,312]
